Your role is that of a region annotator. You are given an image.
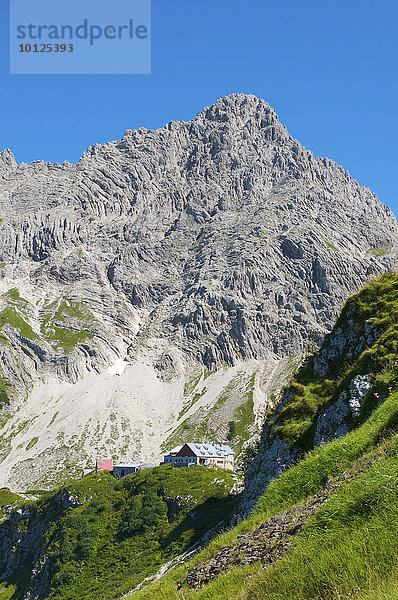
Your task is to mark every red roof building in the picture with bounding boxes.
[96,458,113,471]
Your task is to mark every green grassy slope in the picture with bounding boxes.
[125,271,398,600]
[40,298,97,354]
[126,388,398,600]
[0,466,242,600]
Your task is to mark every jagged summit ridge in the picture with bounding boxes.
[0,94,397,489]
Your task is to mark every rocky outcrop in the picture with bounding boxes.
[0,490,82,600]
[0,94,397,489]
[313,375,371,445]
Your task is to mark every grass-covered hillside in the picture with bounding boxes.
[0,466,242,600]
[240,270,398,512]
[121,270,398,600]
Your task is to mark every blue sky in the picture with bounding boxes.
[1,0,397,216]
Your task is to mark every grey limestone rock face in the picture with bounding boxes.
[240,386,297,514]
[0,94,397,387]
[347,374,372,417]
[313,374,371,446]
[314,394,351,445]
[0,94,397,489]
[242,433,293,510]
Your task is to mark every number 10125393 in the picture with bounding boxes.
[18,43,74,52]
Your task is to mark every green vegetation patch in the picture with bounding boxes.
[0,374,11,407]
[230,373,255,455]
[0,288,37,341]
[0,487,23,522]
[367,247,392,257]
[25,436,39,451]
[40,297,98,353]
[0,488,21,509]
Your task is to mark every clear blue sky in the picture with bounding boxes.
[1,0,397,216]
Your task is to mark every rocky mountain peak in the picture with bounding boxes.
[0,149,17,172]
[0,94,397,490]
[201,93,282,128]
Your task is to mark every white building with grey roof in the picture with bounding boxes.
[163,442,234,470]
